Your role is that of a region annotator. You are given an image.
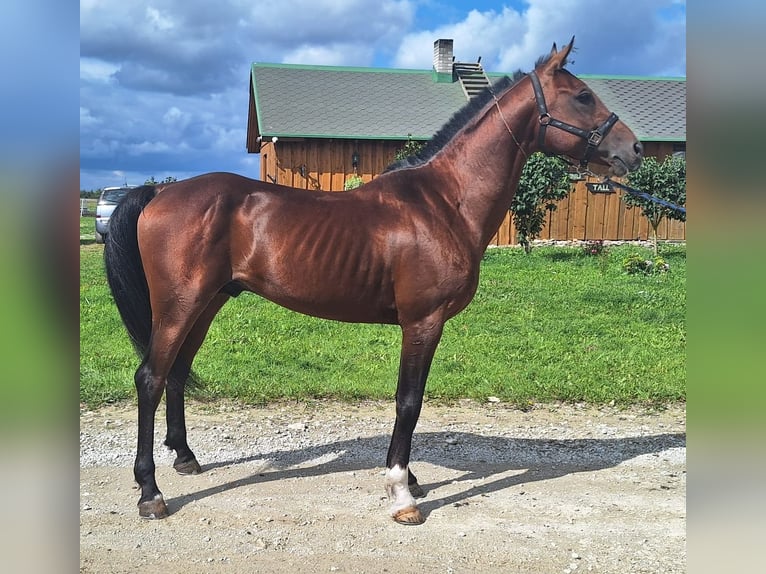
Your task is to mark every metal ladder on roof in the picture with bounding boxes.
[454,61,491,100]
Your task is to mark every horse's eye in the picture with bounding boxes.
[576,91,594,105]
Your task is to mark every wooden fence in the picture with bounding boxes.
[489,176,686,246]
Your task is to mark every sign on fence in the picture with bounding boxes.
[585,181,615,194]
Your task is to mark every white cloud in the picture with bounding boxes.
[162,106,191,129]
[80,58,119,82]
[146,7,175,32]
[80,107,101,128]
[394,0,685,76]
[394,7,525,70]
[127,140,171,155]
[82,138,121,158]
[282,44,374,66]
[250,0,414,45]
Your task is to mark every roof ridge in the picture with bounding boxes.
[252,63,685,82]
[251,62,431,75]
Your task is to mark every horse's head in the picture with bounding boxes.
[531,37,643,176]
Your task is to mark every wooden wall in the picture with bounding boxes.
[260,138,401,191]
[260,139,685,245]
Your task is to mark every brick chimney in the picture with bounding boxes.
[433,39,454,83]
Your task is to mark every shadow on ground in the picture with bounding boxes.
[166,430,685,519]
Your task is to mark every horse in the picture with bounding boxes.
[104,38,643,525]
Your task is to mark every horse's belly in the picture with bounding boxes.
[239,251,399,325]
[256,280,399,325]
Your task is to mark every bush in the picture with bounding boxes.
[511,152,572,253]
[344,175,364,190]
[622,252,670,275]
[394,136,425,161]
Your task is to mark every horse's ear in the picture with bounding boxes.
[545,36,575,72]
[560,36,575,64]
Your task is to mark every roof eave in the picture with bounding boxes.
[247,66,263,153]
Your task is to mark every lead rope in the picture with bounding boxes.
[560,158,687,216]
[489,87,528,164]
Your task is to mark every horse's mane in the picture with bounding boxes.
[383,51,560,173]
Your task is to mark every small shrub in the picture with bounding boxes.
[394,135,425,161]
[622,253,670,275]
[582,240,611,276]
[582,240,607,257]
[344,175,365,190]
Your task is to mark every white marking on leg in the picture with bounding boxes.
[385,464,417,516]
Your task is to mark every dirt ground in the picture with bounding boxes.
[80,400,685,573]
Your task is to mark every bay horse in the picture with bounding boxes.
[104,38,642,525]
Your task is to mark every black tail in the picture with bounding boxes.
[104,185,157,358]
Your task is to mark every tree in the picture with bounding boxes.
[510,152,572,253]
[624,155,686,255]
[145,176,178,185]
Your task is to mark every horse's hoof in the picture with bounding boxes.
[409,482,425,498]
[174,457,202,475]
[393,506,424,525]
[138,496,169,519]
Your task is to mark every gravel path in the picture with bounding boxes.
[80,400,686,573]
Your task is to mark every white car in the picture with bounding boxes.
[95,186,135,244]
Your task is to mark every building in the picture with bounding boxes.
[246,40,686,245]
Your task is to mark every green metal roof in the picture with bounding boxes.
[577,75,686,141]
[249,62,686,147]
[251,63,467,141]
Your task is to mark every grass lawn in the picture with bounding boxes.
[80,220,685,409]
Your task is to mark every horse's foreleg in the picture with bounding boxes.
[386,317,444,525]
[165,294,230,476]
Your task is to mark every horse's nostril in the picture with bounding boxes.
[634,141,644,157]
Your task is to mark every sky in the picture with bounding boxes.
[79,0,686,191]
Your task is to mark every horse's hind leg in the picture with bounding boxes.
[164,293,230,475]
[134,295,216,519]
[164,360,200,475]
[133,356,168,519]
[408,469,425,498]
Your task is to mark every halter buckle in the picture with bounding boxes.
[587,131,603,146]
[539,113,552,126]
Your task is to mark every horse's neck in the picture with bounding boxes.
[433,93,536,250]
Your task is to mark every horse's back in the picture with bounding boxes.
[151,172,270,208]
[140,172,310,243]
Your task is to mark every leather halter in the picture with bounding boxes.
[528,71,619,168]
